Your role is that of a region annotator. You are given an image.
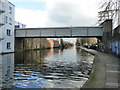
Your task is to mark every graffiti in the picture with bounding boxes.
[111,41,120,55]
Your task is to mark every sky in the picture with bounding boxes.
[9,0,101,42]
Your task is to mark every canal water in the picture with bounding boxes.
[0,47,94,89]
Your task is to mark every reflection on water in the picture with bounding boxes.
[0,48,94,89]
[0,53,14,89]
[14,48,94,88]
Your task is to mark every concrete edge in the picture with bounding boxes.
[80,47,98,88]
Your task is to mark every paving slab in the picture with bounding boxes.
[82,48,119,88]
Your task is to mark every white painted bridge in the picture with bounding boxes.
[15,26,103,38]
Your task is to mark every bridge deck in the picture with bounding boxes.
[15,27,103,38]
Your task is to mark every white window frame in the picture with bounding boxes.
[7,42,11,49]
[9,18,12,25]
[7,29,11,36]
[9,7,12,14]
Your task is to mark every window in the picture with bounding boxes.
[9,18,12,25]
[7,42,11,49]
[9,7,12,14]
[7,29,11,36]
[5,16,8,23]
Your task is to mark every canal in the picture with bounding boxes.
[0,47,94,88]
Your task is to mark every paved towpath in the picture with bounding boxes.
[82,48,120,88]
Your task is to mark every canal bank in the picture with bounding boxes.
[81,47,119,88]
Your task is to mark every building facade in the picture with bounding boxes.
[15,21,26,28]
[76,38,97,46]
[0,0,15,54]
[112,0,120,30]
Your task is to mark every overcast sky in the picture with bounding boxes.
[9,0,101,41]
[9,0,101,27]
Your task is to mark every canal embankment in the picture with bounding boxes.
[79,47,120,88]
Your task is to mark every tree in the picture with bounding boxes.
[98,0,119,24]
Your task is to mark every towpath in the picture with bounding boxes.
[82,48,120,88]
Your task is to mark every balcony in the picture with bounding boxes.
[0,9,5,13]
[0,20,4,26]
[0,15,4,26]
[0,23,4,26]
[0,38,4,41]
[0,19,4,26]
[0,1,5,13]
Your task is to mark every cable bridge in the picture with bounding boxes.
[15,26,103,38]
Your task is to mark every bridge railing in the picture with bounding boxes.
[15,27,103,38]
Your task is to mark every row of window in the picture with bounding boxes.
[3,6,12,49]
[5,16,12,25]
[4,6,13,24]
[6,29,11,49]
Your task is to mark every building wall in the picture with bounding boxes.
[102,19,112,52]
[102,19,120,56]
[112,0,120,30]
[46,38,54,48]
[54,41,59,47]
[15,21,26,28]
[77,38,97,46]
[110,25,120,56]
[15,38,60,51]
[100,0,120,56]
[15,38,47,51]
[0,0,15,54]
